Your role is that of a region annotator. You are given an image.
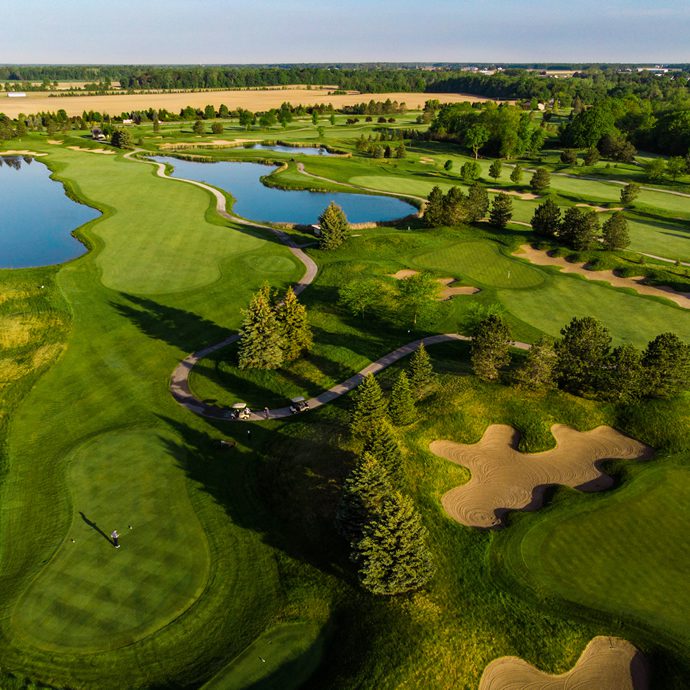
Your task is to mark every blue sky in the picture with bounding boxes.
[2,0,688,64]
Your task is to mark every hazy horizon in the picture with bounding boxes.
[2,0,688,65]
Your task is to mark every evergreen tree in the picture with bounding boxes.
[555,316,611,395]
[336,452,392,545]
[560,207,600,250]
[355,491,434,596]
[275,286,312,363]
[238,286,285,370]
[443,186,468,225]
[389,371,416,426]
[471,315,511,381]
[460,161,481,183]
[510,164,523,184]
[641,333,690,399]
[407,342,435,394]
[350,374,389,437]
[465,183,490,222]
[514,338,557,390]
[530,167,551,193]
[319,201,350,250]
[530,198,562,238]
[601,344,643,403]
[602,212,630,250]
[192,119,205,135]
[488,159,502,180]
[111,128,133,148]
[584,147,600,166]
[620,183,640,206]
[489,193,513,228]
[424,186,446,227]
[444,159,453,172]
[363,421,403,479]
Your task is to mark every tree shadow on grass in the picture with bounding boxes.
[79,511,114,545]
[156,413,354,579]
[112,293,230,353]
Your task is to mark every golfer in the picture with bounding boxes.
[111,529,120,548]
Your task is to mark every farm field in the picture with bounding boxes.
[0,103,689,690]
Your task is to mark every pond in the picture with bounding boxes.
[0,156,100,268]
[152,156,416,225]
[248,144,335,156]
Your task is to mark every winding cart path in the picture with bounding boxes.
[128,151,529,422]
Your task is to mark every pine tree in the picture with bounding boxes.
[602,212,630,250]
[530,198,561,238]
[560,207,600,251]
[355,491,434,596]
[275,286,312,363]
[514,338,557,390]
[335,452,392,545]
[489,193,513,228]
[111,129,133,149]
[465,183,490,222]
[641,332,690,399]
[601,344,642,403]
[389,371,416,426]
[350,374,388,437]
[443,186,468,225]
[471,315,511,381]
[488,159,502,180]
[237,287,285,370]
[362,421,403,480]
[424,186,446,227]
[319,201,350,250]
[407,342,435,395]
[530,167,551,193]
[620,183,640,206]
[510,164,523,184]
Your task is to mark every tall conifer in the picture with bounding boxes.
[276,286,312,363]
[389,371,416,426]
[237,287,285,370]
[350,374,388,436]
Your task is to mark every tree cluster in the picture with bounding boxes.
[424,184,490,226]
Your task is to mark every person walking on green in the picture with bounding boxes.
[111,529,120,548]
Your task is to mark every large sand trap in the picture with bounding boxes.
[488,188,539,200]
[389,271,479,300]
[66,146,115,154]
[431,424,652,528]
[0,150,47,156]
[516,244,690,309]
[479,636,648,690]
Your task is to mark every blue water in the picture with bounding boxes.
[153,156,416,225]
[0,156,100,268]
[248,144,335,156]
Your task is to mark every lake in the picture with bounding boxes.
[0,156,100,268]
[247,144,335,156]
[152,156,416,225]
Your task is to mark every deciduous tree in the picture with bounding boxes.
[555,316,611,394]
[641,333,690,398]
[514,338,557,390]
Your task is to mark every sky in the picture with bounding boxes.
[2,0,688,64]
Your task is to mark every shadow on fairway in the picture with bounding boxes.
[112,293,228,352]
[79,511,114,545]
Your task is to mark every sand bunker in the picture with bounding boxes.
[67,146,115,154]
[479,636,648,690]
[419,157,435,165]
[436,277,480,300]
[488,188,539,200]
[47,139,62,145]
[516,244,690,309]
[389,269,420,279]
[430,424,652,528]
[0,150,46,157]
[576,203,624,213]
[158,139,245,149]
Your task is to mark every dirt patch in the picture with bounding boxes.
[576,203,624,213]
[389,269,420,280]
[430,424,652,528]
[515,244,690,309]
[436,277,480,300]
[488,188,539,200]
[0,150,46,156]
[479,636,649,690]
[66,146,115,155]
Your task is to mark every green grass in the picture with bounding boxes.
[493,462,690,654]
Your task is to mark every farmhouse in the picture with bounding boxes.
[7,92,27,98]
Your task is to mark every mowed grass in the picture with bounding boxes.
[495,464,690,651]
[13,430,209,651]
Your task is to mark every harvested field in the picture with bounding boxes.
[430,424,652,528]
[67,146,115,154]
[515,244,690,309]
[479,636,648,690]
[0,89,498,118]
[576,203,625,213]
[488,188,539,200]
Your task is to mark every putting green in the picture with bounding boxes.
[413,240,544,289]
[497,465,690,649]
[12,430,210,652]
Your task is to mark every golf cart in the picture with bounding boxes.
[289,396,310,414]
[231,402,252,420]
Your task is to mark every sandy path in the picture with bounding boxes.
[479,636,649,690]
[515,244,690,309]
[431,424,652,528]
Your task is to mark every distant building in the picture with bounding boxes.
[7,92,27,98]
